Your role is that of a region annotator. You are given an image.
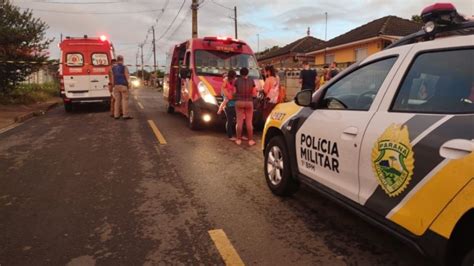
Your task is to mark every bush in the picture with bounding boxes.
[0,82,59,105]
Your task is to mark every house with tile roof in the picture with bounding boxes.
[306,16,421,67]
[256,36,326,68]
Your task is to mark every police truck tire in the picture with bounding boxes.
[264,136,299,196]
[461,248,474,266]
[188,104,200,130]
[64,102,72,112]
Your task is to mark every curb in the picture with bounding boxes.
[13,102,59,123]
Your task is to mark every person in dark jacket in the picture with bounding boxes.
[299,62,317,91]
[234,67,256,146]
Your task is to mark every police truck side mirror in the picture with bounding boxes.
[295,89,313,107]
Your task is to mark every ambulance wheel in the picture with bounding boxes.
[64,102,73,112]
[264,136,299,196]
[167,104,174,114]
[461,248,474,266]
[188,103,200,130]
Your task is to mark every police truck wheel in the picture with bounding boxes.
[64,102,73,112]
[188,104,200,130]
[264,136,299,196]
[461,248,474,266]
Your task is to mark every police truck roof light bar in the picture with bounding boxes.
[386,2,473,49]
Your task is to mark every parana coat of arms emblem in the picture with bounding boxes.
[372,124,415,197]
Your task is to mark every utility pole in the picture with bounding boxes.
[152,26,157,75]
[191,0,198,38]
[324,12,328,65]
[234,6,238,39]
[139,44,144,81]
[325,12,328,41]
[135,51,139,74]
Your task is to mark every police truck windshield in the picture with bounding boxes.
[194,50,259,78]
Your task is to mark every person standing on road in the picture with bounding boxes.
[316,65,329,90]
[328,62,339,81]
[262,65,280,120]
[299,62,317,91]
[108,59,119,117]
[111,55,132,120]
[234,67,256,146]
[217,70,237,140]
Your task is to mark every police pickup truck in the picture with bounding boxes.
[262,3,473,265]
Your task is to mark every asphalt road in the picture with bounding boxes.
[0,87,430,265]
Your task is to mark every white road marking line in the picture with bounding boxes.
[138,102,144,110]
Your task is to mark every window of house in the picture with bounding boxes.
[355,47,368,62]
[325,54,335,65]
[392,49,474,114]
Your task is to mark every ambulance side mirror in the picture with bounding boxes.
[295,89,313,107]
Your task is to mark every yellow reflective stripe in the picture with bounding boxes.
[389,152,474,236]
[198,76,216,96]
[261,102,301,150]
[430,180,473,238]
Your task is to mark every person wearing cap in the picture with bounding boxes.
[111,55,132,119]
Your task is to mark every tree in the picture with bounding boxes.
[0,0,53,93]
[411,15,423,23]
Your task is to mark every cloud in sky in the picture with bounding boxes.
[11,0,474,72]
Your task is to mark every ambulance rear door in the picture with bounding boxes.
[63,50,90,97]
[88,50,111,97]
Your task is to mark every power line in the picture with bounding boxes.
[21,8,163,14]
[210,0,232,11]
[156,0,187,43]
[29,0,125,4]
[154,0,170,26]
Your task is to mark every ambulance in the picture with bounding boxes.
[163,37,262,129]
[59,35,115,112]
[262,3,473,265]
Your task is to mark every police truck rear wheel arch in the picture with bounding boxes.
[264,136,299,196]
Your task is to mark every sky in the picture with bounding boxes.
[11,0,474,72]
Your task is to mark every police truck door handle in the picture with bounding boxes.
[341,127,358,140]
[439,139,474,160]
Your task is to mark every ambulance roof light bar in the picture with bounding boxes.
[386,2,472,49]
[203,36,245,45]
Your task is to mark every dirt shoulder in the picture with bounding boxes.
[0,97,62,131]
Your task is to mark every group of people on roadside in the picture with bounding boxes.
[217,65,284,146]
[108,55,132,120]
[299,61,339,91]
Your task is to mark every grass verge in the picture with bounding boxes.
[0,82,59,105]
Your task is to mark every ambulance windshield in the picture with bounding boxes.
[194,50,259,78]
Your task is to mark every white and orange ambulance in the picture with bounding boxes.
[59,35,115,112]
